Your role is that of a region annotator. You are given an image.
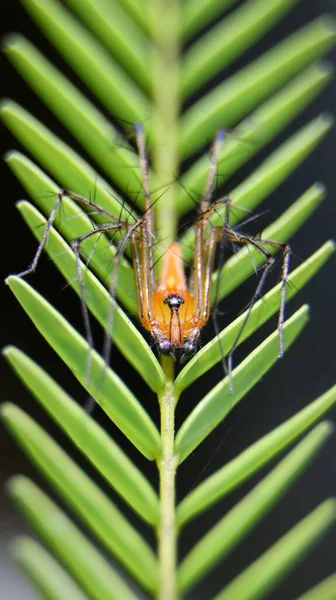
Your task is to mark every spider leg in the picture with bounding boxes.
[131,123,156,336]
[101,218,143,379]
[70,220,130,413]
[14,189,65,278]
[222,231,291,393]
[195,200,232,377]
[185,135,227,359]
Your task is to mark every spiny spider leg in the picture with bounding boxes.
[214,224,291,393]
[14,191,64,279]
[193,142,292,395]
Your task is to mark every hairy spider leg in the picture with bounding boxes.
[183,129,292,392]
[210,220,291,393]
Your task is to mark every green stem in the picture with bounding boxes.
[150,0,181,244]
[150,3,181,596]
[158,356,179,600]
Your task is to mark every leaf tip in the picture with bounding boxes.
[321,497,336,520]
[5,275,17,288]
[4,150,18,164]
[327,239,336,253]
[318,13,336,36]
[0,98,12,116]
[6,474,29,499]
[0,401,14,421]
[318,419,335,438]
[316,60,334,78]
[2,33,22,54]
[298,303,310,321]
[318,112,334,129]
[2,344,16,359]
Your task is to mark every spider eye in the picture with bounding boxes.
[158,340,172,355]
[164,294,184,309]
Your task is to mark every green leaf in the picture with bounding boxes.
[1,102,138,216]
[63,0,150,90]
[182,0,302,97]
[8,476,141,600]
[3,346,160,523]
[182,0,239,40]
[16,201,164,392]
[6,276,161,459]
[178,62,333,212]
[296,573,336,600]
[12,537,89,600]
[117,0,148,32]
[175,305,308,463]
[5,152,137,311]
[179,17,336,157]
[177,384,336,526]
[177,422,334,594]
[213,499,336,600]
[2,404,157,591]
[180,114,332,252]
[175,241,335,392]
[20,0,149,122]
[3,36,142,194]
[224,116,332,222]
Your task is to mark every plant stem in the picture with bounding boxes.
[158,356,178,600]
[150,0,180,244]
[151,3,180,596]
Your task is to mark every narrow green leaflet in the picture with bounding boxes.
[117,0,148,31]
[12,537,89,600]
[16,201,164,392]
[179,17,336,157]
[177,423,333,594]
[296,573,336,600]
[175,241,334,392]
[4,346,160,523]
[177,385,336,526]
[222,116,332,224]
[175,306,308,463]
[7,276,161,459]
[180,115,331,252]
[63,0,150,90]
[5,152,137,311]
[4,36,142,194]
[21,0,149,122]
[182,0,239,40]
[178,62,333,212]
[214,499,336,600]
[2,405,157,591]
[1,102,137,217]
[8,476,141,600]
[182,0,301,97]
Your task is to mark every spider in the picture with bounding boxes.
[14,123,291,391]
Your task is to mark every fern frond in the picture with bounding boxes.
[2,1,336,599]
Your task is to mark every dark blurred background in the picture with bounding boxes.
[1,0,336,599]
